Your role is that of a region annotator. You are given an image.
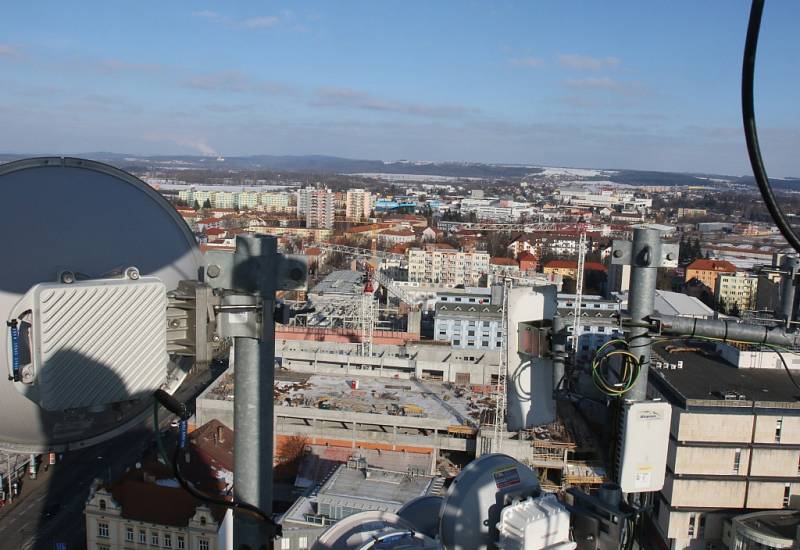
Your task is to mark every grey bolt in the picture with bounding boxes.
[207,264,221,278]
[666,252,676,261]
[60,271,75,284]
[612,250,623,258]
[126,267,140,280]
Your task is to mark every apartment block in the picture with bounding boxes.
[434,302,503,350]
[305,189,334,229]
[684,259,737,294]
[259,192,291,212]
[715,273,759,312]
[345,189,374,222]
[406,244,490,287]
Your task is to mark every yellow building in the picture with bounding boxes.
[716,273,758,312]
[684,259,737,293]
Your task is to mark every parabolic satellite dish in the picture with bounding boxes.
[0,157,204,452]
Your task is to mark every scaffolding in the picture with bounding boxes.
[493,277,513,453]
[570,229,587,353]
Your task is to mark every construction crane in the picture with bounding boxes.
[570,228,588,353]
[306,242,405,262]
[360,264,375,356]
[305,242,422,309]
[493,277,513,453]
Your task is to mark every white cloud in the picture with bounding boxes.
[0,44,20,58]
[96,59,161,73]
[311,87,479,118]
[184,71,293,95]
[243,16,279,28]
[509,57,543,68]
[565,77,646,96]
[192,10,281,30]
[192,10,221,19]
[558,53,620,71]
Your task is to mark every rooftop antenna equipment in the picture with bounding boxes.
[0,157,308,548]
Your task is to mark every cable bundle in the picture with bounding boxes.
[591,339,641,397]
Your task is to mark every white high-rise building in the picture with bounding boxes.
[306,189,334,229]
[345,189,373,222]
[296,186,315,217]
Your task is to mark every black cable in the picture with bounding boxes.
[153,395,282,536]
[765,345,800,394]
[742,0,800,254]
[170,442,281,535]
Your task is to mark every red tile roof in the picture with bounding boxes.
[686,259,738,272]
[382,229,416,237]
[389,243,412,254]
[490,257,518,266]
[517,251,538,262]
[544,259,607,272]
[108,420,233,528]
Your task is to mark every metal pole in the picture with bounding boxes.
[653,314,800,349]
[233,335,274,547]
[232,235,278,549]
[6,454,11,504]
[626,229,662,401]
[778,256,799,326]
[552,315,567,396]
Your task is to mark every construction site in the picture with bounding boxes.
[189,233,612,500]
[197,339,605,495]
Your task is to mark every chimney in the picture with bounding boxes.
[217,425,224,444]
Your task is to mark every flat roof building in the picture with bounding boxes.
[279,457,443,549]
[647,341,800,550]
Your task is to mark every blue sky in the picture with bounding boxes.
[1,1,799,176]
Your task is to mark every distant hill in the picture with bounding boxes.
[1,152,798,189]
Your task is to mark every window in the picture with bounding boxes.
[177,536,185,550]
[99,499,106,510]
[140,530,147,544]
[698,515,706,538]
[199,540,209,550]
[152,532,160,546]
[281,539,291,550]
[200,516,207,526]
[776,418,783,443]
[164,533,172,548]
[299,536,308,549]
[468,330,475,336]
[97,546,110,550]
[733,448,742,474]
[784,483,791,508]
[126,527,134,542]
[482,340,489,347]
[453,340,460,346]
[688,513,696,537]
[97,522,109,538]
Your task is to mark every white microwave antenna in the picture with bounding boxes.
[0,157,204,452]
